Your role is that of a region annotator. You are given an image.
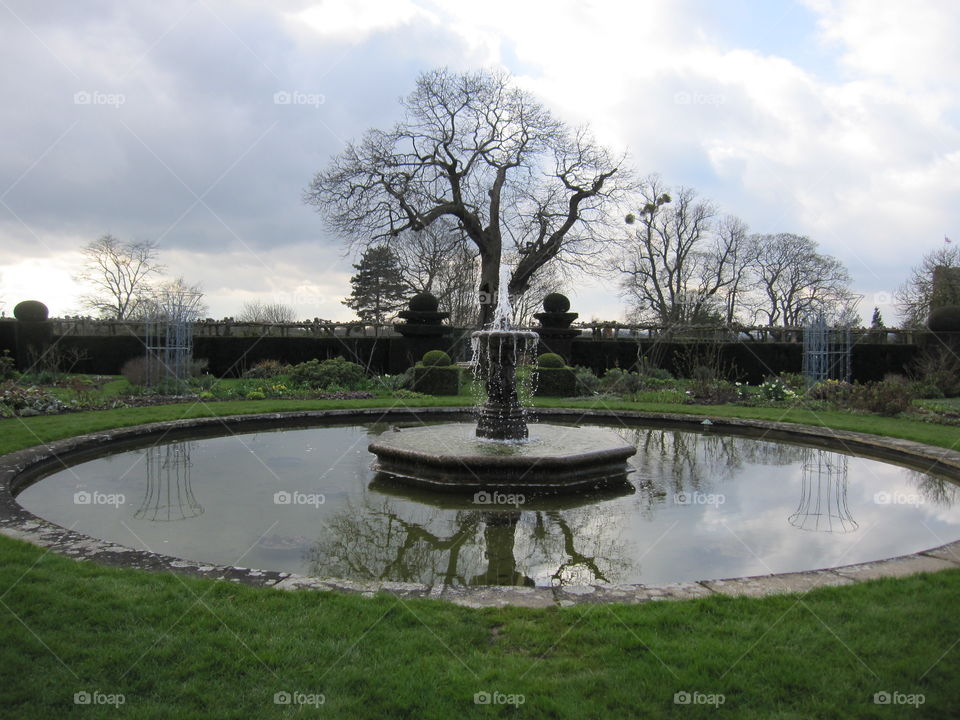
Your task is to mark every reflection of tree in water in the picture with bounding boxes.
[618,428,806,517]
[788,449,857,533]
[908,470,958,508]
[306,496,632,588]
[134,442,203,522]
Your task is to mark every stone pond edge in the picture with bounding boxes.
[1,406,958,608]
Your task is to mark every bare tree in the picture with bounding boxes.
[132,276,208,320]
[617,177,749,325]
[238,300,297,324]
[895,245,960,328]
[75,235,164,319]
[305,68,629,326]
[750,233,853,326]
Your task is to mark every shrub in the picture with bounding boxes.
[409,292,440,312]
[12,300,48,322]
[242,359,288,379]
[421,350,453,367]
[0,350,18,381]
[542,293,570,313]
[121,356,149,387]
[573,366,600,396]
[0,381,66,415]
[910,348,960,398]
[289,357,367,390]
[535,367,576,396]
[537,353,565,369]
[599,368,643,396]
[808,379,853,404]
[848,379,914,415]
[245,390,266,400]
[412,365,459,395]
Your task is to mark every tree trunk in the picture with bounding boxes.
[477,245,501,328]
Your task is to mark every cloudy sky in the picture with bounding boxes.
[1,0,957,323]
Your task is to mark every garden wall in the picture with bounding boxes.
[4,319,919,383]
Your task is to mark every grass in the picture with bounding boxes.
[2,397,959,718]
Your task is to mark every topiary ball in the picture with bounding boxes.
[422,349,452,367]
[538,353,565,369]
[542,293,570,314]
[928,305,960,332]
[409,292,440,312]
[13,300,49,322]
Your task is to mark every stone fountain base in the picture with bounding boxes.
[368,423,636,491]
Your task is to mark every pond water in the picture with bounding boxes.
[15,420,960,588]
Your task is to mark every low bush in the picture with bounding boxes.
[242,359,288,379]
[573,366,600,396]
[421,350,453,367]
[0,350,17,381]
[289,357,367,390]
[120,356,149,387]
[537,353,565,369]
[0,381,67,416]
[412,365,459,395]
[848,379,915,416]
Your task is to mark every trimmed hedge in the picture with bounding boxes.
[412,365,460,395]
[535,366,576,396]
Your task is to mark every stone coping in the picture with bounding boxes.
[1,407,959,608]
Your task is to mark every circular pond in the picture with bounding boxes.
[13,417,960,589]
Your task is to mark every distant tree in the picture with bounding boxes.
[871,307,885,329]
[133,277,207,319]
[239,300,296,324]
[750,233,853,326]
[75,235,164,319]
[895,245,960,328]
[343,246,407,323]
[305,67,629,326]
[618,176,753,325]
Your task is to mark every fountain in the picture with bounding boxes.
[368,266,637,491]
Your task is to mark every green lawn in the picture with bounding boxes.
[1,398,958,718]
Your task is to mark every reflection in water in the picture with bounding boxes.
[911,471,957,508]
[307,483,634,588]
[626,428,806,516]
[134,442,203,522]
[789,449,857,533]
